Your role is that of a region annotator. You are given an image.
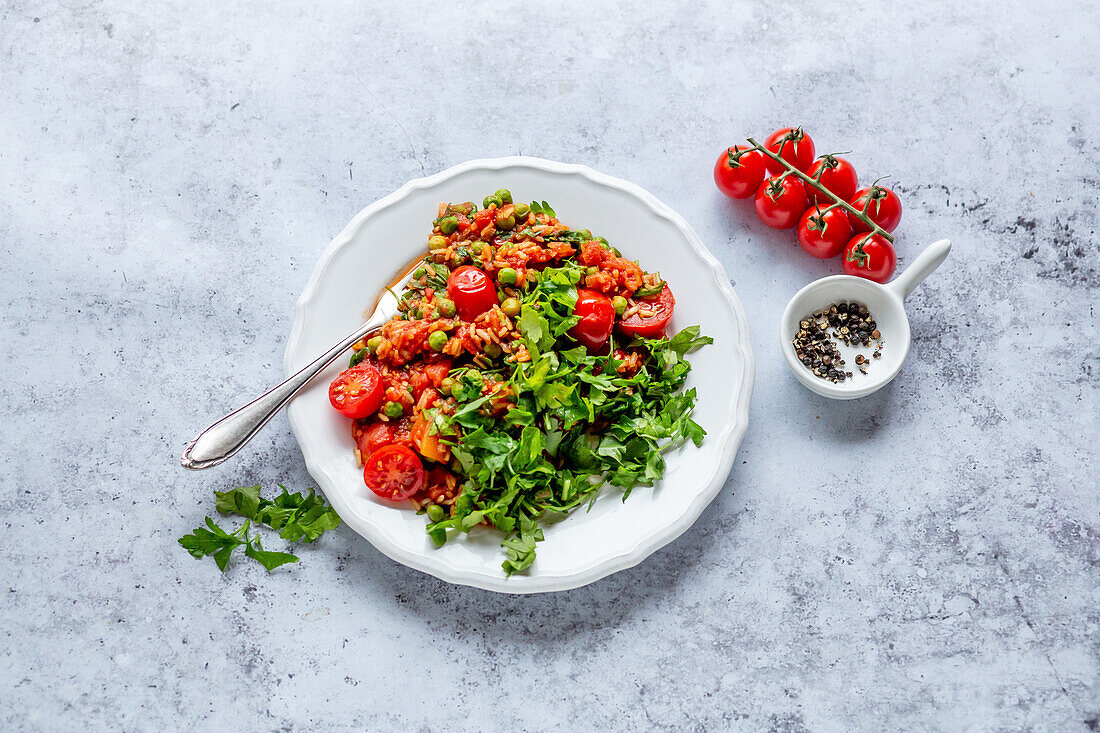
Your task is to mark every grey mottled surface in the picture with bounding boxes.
[1,1,1098,730]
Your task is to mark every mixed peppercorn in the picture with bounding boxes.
[793,301,884,383]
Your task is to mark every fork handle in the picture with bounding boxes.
[180,317,384,470]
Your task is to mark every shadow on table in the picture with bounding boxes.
[787,376,903,444]
[335,476,742,644]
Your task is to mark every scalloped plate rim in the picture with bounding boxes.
[283,156,754,594]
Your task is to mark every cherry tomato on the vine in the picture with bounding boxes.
[363,444,425,501]
[851,185,903,233]
[754,175,809,230]
[842,233,897,283]
[570,288,615,351]
[714,145,767,199]
[446,265,498,320]
[329,365,385,419]
[796,204,854,259]
[807,155,858,205]
[764,127,816,174]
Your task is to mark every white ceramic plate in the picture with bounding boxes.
[283,157,753,593]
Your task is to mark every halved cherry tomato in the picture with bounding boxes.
[570,288,615,351]
[807,155,858,205]
[842,233,897,283]
[714,145,767,199]
[358,421,394,455]
[363,444,425,501]
[754,175,809,230]
[446,266,498,320]
[797,204,854,259]
[764,127,816,174]
[410,413,451,463]
[618,283,675,339]
[851,186,903,233]
[329,365,384,419]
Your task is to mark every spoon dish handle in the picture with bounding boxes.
[887,239,951,301]
[180,317,384,470]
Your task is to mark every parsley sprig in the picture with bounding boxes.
[179,485,342,572]
[422,262,711,574]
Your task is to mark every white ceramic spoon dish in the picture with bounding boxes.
[780,239,951,399]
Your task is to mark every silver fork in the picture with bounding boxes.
[180,270,414,469]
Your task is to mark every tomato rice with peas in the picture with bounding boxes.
[327,189,708,573]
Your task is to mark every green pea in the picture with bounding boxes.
[426,504,445,522]
[483,195,502,209]
[464,371,484,388]
[366,336,383,353]
[429,234,448,250]
[494,189,513,204]
[501,298,521,317]
[451,384,467,402]
[612,296,628,316]
[413,266,427,278]
[439,217,459,235]
[483,342,502,358]
[495,213,515,230]
[440,377,456,395]
[513,203,530,218]
[428,330,448,352]
[436,298,456,317]
[498,267,518,285]
[383,401,404,418]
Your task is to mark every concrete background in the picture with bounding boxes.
[2,1,1097,730]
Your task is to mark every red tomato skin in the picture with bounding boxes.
[363,444,425,501]
[714,145,767,199]
[446,266,498,320]
[764,128,816,174]
[754,176,809,230]
[851,186,903,233]
[423,360,451,387]
[796,205,854,259]
[842,233,897,283]
[570,288,616,351]
[358,421,394,455]
[328,365,385,419]
[807,156,858,205]
[356,417,413,456]
[618,283,675,339]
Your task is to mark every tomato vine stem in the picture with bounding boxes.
[745,137,895,244]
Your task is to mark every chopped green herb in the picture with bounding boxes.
[424,261,711,573]
[179,485,342,572]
